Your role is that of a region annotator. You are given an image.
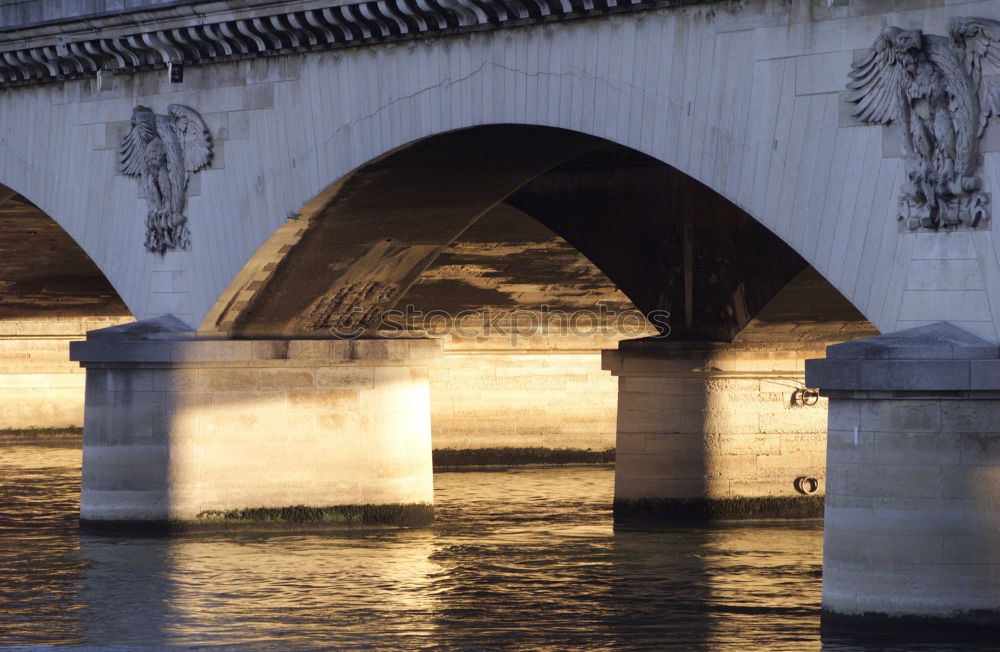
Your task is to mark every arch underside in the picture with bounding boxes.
[213,126,873,342]
[0,187,129,319]
[0,185,131,431]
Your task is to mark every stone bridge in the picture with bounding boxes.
[2,0,1000,626]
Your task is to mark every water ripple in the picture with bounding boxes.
[1,444,996,649]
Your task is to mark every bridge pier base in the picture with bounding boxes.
[808,323,1000,627]
[70,316,440,531]
[603,339,827,521]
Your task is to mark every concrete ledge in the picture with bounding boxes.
[70,315,443,366]
[80,503,434,534]
[807,359,978,392]
[604,338,825,376]
[612,496,824,522]
[807,322,1000,393]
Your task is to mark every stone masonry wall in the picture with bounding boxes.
[428,348,618,453]
[0,317,130,430]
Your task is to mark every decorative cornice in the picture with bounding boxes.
[0,0,672,87]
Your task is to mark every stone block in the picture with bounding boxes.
[72,340,171,363]
[958,433,1000,465]
[969,360,1000,388]
[904,258,986,292]
[170,340,254,363]
[779,432,826,454]
[805,358,861,390]
[795,50,855,95]
[228,110,251,140]
[201,368,260,392]
[941,465,1000,504]
[243,83,274,110]
[287,389,360,411]
[827,428,876,463]
[315,366,375,389]
[171,391,215,411]
[911,232,978,261]
[860,360,971,391]
[859,400,940,432]
[252,340,290,360]
[941,401,1000,433]
[874,431,961,465]
[286,340,331,360]
[755,451,824,470]
[865,463,944,499]
[614,475,670,500]
[213,390,288,413]
[259,368,315,390]
[153,368,199,392]
[617,376,685,394]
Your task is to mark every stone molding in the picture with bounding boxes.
[70,314,442,366]
[603,339,824,378]
[0,0,667,87]
[72,337,442,366]
[807,321,1000,393]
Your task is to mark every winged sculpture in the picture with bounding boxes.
[119,104,213,253]
[847,17,1000,230]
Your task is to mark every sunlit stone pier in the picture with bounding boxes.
[72,317,439,528]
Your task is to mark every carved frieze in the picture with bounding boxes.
[119,104,213,253]
[847,18,1000,231]
[306,280,399,334]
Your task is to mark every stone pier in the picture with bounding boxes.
[604,338,828,520]
[807,323,1000,627]
[71,316,440,530]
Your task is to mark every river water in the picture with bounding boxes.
[0,439,995,650]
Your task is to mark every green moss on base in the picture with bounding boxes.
[81,503,434,534]
[433,447,614,468]
[613,496,824,522]
[822,608,1000,640]
[195,503,433,526]
[0,427,82,443]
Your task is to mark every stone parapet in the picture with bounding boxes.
[71,316,440,530]
[806,322,1000,628]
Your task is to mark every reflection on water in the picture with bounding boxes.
[0,440,992,650]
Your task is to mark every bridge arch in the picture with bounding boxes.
[203,122,875,502]
[1,3,954,338]
[205,123,867,343]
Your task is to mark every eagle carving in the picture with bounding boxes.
[119,104,213,253]
[847,17,1000,230]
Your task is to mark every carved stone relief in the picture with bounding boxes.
[119,104,213,253]
[306,281,399,334]
[847,17,1000,230]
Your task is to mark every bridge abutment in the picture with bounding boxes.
[808,323,1000,627]
[71,316,439,531]
[604,339,828,521]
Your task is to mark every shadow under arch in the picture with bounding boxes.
[0,184,130,319]
[204,124,872,343]
[0,184,132,430]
